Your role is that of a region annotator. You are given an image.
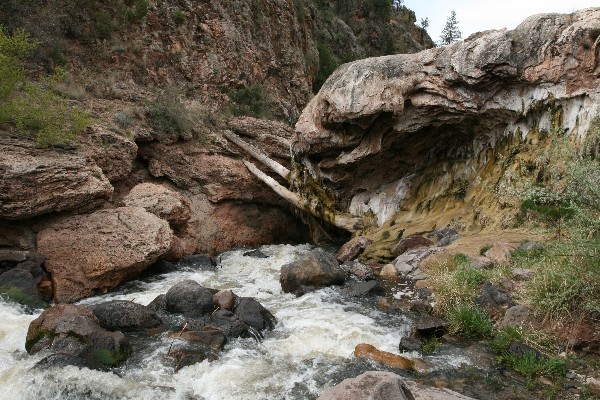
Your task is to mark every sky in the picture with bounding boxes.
[403,1,600,43]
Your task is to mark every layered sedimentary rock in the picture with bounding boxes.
[294,8,600,256]
[0,135,113,220]
[37,207,173,303]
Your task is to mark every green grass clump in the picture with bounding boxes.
[421,337,442,354]
[499,350,566,380]
[427,255,486,312]
[447,302,493,338]
[173,9,185,26]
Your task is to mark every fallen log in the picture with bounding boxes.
[243,160,363,232]
[223,130,290,180]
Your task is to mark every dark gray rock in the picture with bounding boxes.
[165,280,218,317]
[414,315,447,339]
[148,294,167,313]
[243,249,269,258]
[0,268,46,309]
[280,249,346,295]
[345,281,385,297]
[399,336,422,352]
[90,300,162,331]
[234,297,277,333]
[26,304,131,367]
[409,300,433,314]
[475,281,514,314]
[178,255,216,271]
[499,305,532,329]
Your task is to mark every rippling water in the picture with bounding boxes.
[0,244,473,400]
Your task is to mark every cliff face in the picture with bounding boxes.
[294,8,600,260]
[0,0,433,261]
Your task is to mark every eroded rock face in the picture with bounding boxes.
[78,126,137,183]
[37,207,173,303]
[122,183,191,229]
[0,135,113,220]
[294,9,600,243]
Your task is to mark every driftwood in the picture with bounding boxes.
[243,160,362,232]
[223,130,290,179]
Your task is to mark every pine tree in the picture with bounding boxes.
[439,11,461,45]
[420,17,429,31]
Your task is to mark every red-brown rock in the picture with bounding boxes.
[37,207,173,303]
[336,236,373,263]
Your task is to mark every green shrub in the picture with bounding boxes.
[447,302,493,338]
[0,25,90,147]
[428,257,486,312]
[313,41,339,92]
[146,85,191,138]
[228,84,273,119]
[173,9,185,26]
[421,337,442,354]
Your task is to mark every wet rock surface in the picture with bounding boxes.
[280,249,346,295]
[26,304,131,369]
[89,300,162,332]
[336,236,372,263]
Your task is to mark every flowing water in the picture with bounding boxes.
[0,244,480,400]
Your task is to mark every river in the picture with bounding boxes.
[0,244,475,400]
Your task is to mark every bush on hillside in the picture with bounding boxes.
[0,25,90,147]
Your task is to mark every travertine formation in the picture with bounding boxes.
[294,9,600,246]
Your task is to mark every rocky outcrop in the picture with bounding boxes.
[0,135,113,220]
[37,207,173,303]
[122,183,191,229]
[280,249,346,295]
[293,9,600,254]
[78,126,138,183]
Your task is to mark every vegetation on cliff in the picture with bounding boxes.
[0,25,89,147]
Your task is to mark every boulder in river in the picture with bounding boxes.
[165,280,218,317]
[37,206,173,303]
[354,344,416,371]
[26,304,130,368]
[0,268,47,309]
[89,300,162,332]
[280,249,346,295]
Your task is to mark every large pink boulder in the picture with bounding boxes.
[121,182,191,229]
[37,207,173,303]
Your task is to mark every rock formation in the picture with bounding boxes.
[293,8,600,259]
[37,207,173,303]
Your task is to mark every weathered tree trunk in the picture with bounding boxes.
[223,130,290,179]
[243,160,363,232]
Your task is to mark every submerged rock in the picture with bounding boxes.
[0,269,47,309]
[280,249,346,295]
[354,344,417,370]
